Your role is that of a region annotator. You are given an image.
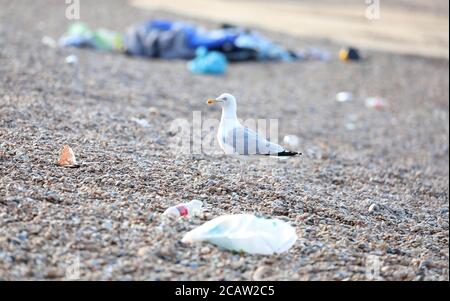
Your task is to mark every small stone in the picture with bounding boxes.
[148,107,160,115]
[419,260,432,270]
[44,230,53,240]
[137,247,150,257]
[18,231,28,241]
[155,246,176,261]
[44,192,60,203]
[200,246,212,255]
[252,266,272,281]
[102,220,113,231]
[368,203,379,214]
[357,242,368,250]
[45,269,62,279]
[131,118,150,128]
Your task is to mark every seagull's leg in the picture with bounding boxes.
[239,157,246,182]
[233,155,246,182]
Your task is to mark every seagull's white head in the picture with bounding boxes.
[207,93,237,110]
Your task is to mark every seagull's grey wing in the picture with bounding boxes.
[223,126,285,155]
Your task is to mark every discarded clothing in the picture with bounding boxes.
[125,20,196,59]
[125,20,254,61]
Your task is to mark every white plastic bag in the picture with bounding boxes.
[182,214,297,255]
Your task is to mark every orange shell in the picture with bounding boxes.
[58,145,77,166]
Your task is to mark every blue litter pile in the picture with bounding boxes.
[188,47,228,75]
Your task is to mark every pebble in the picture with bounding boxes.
[200,246,212,255]
[252,266,272,281]
[148,107,160,115]
[44,192,61,203]
[368,203,379,214]
[18,231,28,241]
[137,247,150,257]
[131,118,150,128]
[102,220,113,231]
[419,260,432,270]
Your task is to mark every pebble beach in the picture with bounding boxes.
[0,0,448,280]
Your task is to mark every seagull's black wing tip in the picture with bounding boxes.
[279,151,302,157]
[267,151,302,157]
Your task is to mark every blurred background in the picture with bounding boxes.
[131,0,449,59]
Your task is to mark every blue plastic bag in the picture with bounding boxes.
[188,47,228,75]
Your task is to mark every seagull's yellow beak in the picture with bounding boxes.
[207,98,217,105]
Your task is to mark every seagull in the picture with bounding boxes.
[207,93,301,156]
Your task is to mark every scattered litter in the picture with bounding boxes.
[339,47,360,61]
[283,135,300,149]
[41,36,57,48]
[163,200,203,218]
[188,47,228,75]
[65,55,78,65]
[365,97,388,110]
[182,214,297,255]
[57,145,80,168]
[336,91,354,102]
[60,20,324,63]
[59,22,124,52]
[93,29,125,51]
[131,117,150,128]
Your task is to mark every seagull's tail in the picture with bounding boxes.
[269,151,302,157]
